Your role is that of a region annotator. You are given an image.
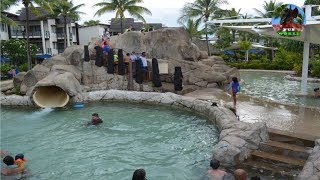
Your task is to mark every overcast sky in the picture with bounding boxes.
[8,0,305,27]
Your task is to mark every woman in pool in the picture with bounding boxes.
[227,77,240,108]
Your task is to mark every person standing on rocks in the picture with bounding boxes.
[227,77,240,108]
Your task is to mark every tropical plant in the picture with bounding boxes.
[178,0,228,55]
[225,8,242,42]
[253,0,283,18]
[1,39,37,66]
[10,0,53,71]
[214,27,232,49]
[84,20,100,26]
[51,0,85,49]
[239,41,252,61]
[180,19,204,39]
[0,0,18,25]
[94,0,152,33]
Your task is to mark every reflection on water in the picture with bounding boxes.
[240,71,320,107]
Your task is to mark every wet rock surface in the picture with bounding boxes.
[298,139,320,179]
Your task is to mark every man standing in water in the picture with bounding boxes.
[87,113,103,125]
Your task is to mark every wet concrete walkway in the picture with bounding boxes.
[185,88,320,138]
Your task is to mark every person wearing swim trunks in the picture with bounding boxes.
[227,77,240,108]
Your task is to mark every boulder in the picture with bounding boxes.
[62,45,84,68]
[51,65,82,82]
[1,80,14,92]
[110,28,202,60]
[13,72,27,89]
[199,51,208,59]
[33,71,82,97]
[41,55,67,68]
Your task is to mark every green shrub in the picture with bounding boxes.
[19,64,28,72]
[310,59,320,78]
[293,63,302,75]
[1,64,13,75]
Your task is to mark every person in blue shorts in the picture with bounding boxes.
[227,77,240,108]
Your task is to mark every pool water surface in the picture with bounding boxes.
[1,102,219,180]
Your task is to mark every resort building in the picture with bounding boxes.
[1,8,79,55]
[78,23,110,45]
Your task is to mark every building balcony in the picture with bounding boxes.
[11,31,43,39]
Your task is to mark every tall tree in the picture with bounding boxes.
[0,0,18,25]
[180,19,204,40]
[93,0,152,33]
[253,0,283,18]
[239,41,252,61]
[84,20,101,26]
[226,8,242,42]
[179,0,228,55]
[51,0,85,49]
[15,0,53,70]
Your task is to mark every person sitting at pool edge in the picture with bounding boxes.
[2,155,25,176]
[87,113,103,125]
[314,88,320,98]
[207,159,228,179]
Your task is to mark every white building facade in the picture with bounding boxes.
[78,24,109,45]
[1,9,79,55]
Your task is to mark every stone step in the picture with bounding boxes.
[268,128,316,148]
[251,150,306,167]
[241,160,301,178]
[259,140,312,160]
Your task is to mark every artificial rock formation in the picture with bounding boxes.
[12,27,239,107]
[110,27,202,61]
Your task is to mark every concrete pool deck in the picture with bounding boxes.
[184,88,320,138]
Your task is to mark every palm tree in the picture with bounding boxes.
[93,0,152,33]
[20,0,52,71]
[180,19,204,40]
[178,0,228,55]
[0,0,18,25]
[51,0,85,49]
[253,0,283,18]
[239,41,252,61]
[226,8,242,42]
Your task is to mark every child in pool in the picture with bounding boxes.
[227,77,240,108]
[15,154,28,167]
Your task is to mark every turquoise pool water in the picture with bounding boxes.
[1,102,219,180]
[240,71,320,107]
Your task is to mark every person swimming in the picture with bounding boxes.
[15,154,28,167]
[1,156,25,176]
[314,88,320,98]
[87,113,103,125]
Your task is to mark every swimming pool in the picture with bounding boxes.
[240,71,320,107]
[1,102,219,180]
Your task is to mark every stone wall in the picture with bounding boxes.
[298,139,320,179]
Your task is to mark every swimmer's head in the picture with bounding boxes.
[314,88,319,92]
[92,113,99,117]
[210,159,220,169]
[15,154,24,161]
[132,169,146,180]
[232,77,238,83]
[3,156,14,166]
